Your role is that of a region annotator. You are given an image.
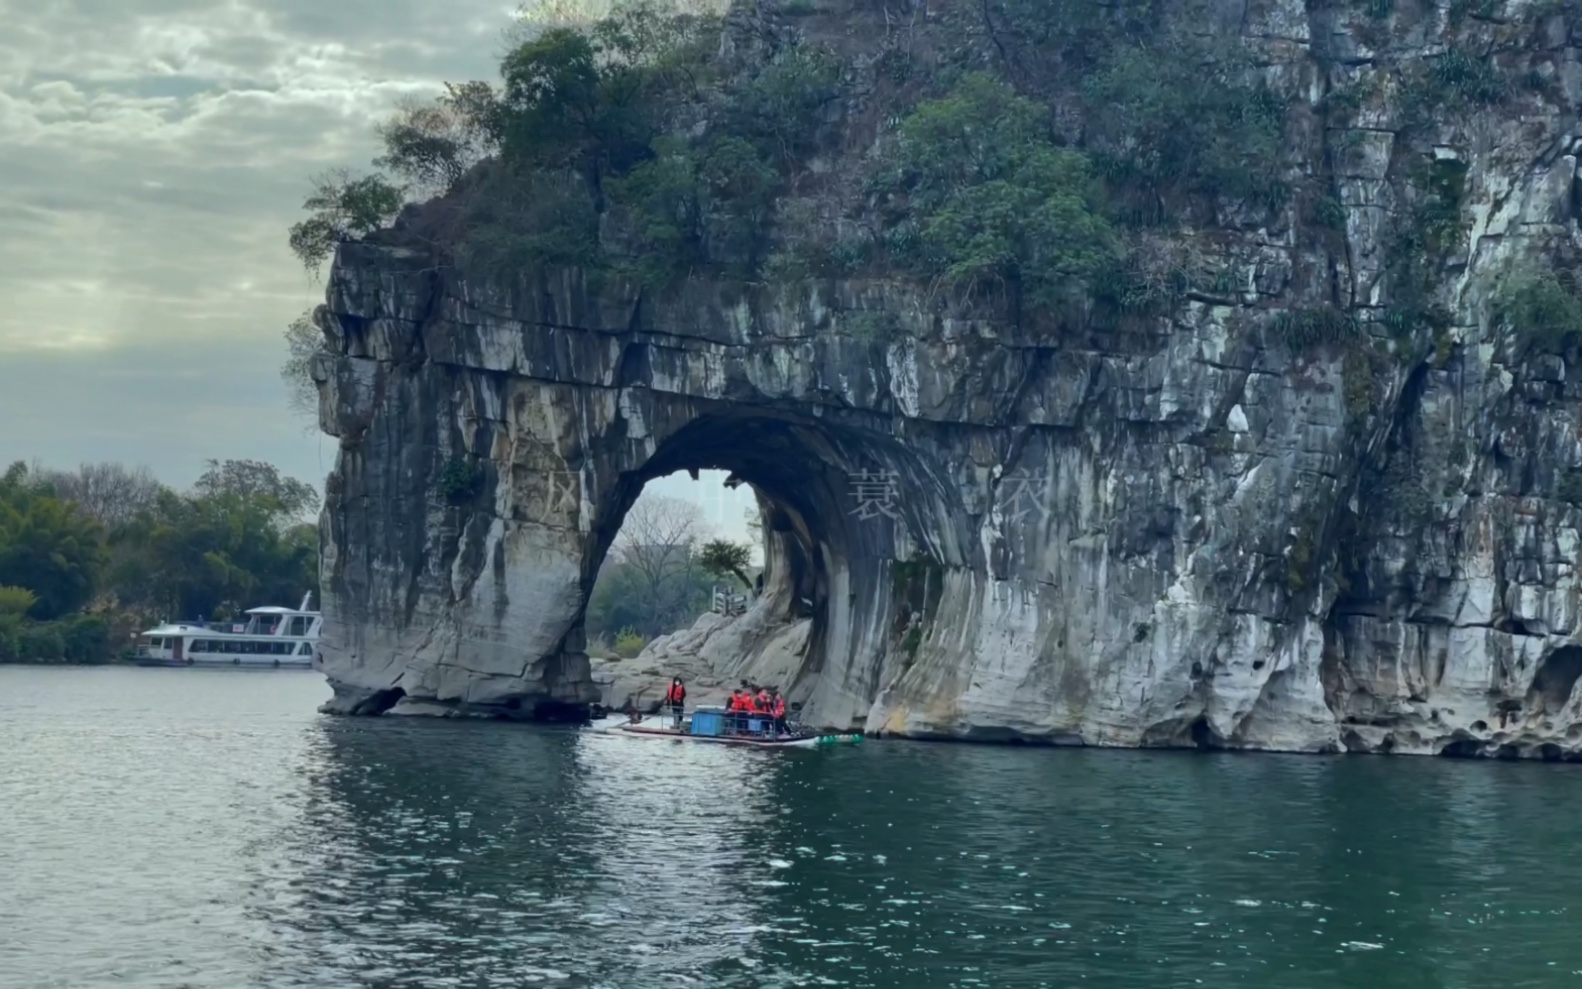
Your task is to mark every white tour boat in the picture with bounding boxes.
[131,592,321,669]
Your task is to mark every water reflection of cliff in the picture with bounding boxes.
[246,719,601,986]
[240,722,1582,988]
[245,719,809,987]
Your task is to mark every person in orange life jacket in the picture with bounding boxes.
[770,689,788,736]
[730,684,752,734]
[737,684,761,734]
[664,677,686,728]
[754,687,773,736]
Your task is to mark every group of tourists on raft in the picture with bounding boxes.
[661,677,791,736]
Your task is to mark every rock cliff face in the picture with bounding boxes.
[312,0,1582,758]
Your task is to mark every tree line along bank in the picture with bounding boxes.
[0,460,319,665]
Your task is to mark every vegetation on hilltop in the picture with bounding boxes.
[0,460,319,665]
[286,0,1292,315]
[285,0,1561,353]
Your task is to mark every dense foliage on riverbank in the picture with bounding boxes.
[0,460,318,664]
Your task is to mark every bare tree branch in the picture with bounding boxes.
[613,494,711,631]
[32,462,166,528]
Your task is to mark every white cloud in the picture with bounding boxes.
[0,0,513,488]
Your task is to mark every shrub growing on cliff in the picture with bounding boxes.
[1425,48,1506,108]
[439,458,486,503]
[496,4,720,179]
[0,585,36,618]
[434,1,808,281]
[723,45,843,165]
[603,42,836,278]
[375,83,503,194]
[281,309,326,427]
[456,167,604,275]
[1270,307,1362,352]
[880,73,1119,310]
[1495,265,1582,355]
[287,169,406,271]
[499,27,624,174]
[1083,38,1287,215]
[609,135,781,280]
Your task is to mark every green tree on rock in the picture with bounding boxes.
[375,82,503,194]
[287,168,407,271]
[1082,38,1287,211]
[886,73,1119,309]
[699,539,754,588]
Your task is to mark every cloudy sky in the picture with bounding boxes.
[0,0,753,538]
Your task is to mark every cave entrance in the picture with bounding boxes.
[1527,646,1582,717]
[573,412,912,719]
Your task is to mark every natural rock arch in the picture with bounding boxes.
[580,410,969,721]
[310,7,1582,757]
[312,254,978,727]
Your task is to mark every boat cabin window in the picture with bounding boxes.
[297,642,312,656]
[252,614,282,635]
[287,616,310,637]
[228,641,296,655]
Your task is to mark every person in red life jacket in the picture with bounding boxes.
[770,689,788,736]
[664,677,686,728]
[734,684,755,734]
[729,685,750,734]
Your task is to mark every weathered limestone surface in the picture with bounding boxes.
[312,0,1582,757]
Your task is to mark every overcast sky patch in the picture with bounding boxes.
[0,0,512,483]
[0,0,756,540]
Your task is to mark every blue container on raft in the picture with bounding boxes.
[689,709,727,737]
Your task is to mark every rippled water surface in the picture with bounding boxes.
[6,667,1582,987]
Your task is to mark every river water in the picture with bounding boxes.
[4,667,1582,988]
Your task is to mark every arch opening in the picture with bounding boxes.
[572,410,970,727]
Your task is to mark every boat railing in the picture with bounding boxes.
[673,704,802,739]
